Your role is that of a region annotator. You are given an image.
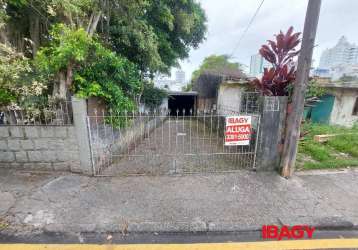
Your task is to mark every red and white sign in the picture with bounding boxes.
[225,116,252,146]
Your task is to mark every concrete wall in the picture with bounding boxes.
[256,96,287,171]
[329,88,358,127]
[217,83,244,115]
[0,126,80,171]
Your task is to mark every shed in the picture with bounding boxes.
[192,70,248,112]
[311,81,358,127]
[217,79,251,115]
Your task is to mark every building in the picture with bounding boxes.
[312,68,331,78]
[307,81,358,127]
[249,54,271,78]
[319,36,358,69]
[175,69,186,84]
[154,70,186,91]
[154,74,173,89]
[330,64,358,80]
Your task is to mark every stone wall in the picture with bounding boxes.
[0,126,80,171]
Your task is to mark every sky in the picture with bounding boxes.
[172,0,358,82]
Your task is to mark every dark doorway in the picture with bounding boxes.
[168,95,196,116]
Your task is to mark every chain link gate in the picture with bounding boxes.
[87,92,261,176]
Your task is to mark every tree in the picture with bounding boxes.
[35,24,142,112]
[1,0,207,97]
[187,54,244,91]
[105,0,207,75]
[0,43,46,107]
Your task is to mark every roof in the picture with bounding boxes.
[168,91,198,96]
[320,81,358,90]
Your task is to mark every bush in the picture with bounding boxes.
[0,43,46,107]
[141,83,167,109]
[35,24,142,113]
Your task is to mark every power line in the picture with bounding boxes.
[229,0,265,58]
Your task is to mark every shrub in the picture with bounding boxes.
[251,27,301,96]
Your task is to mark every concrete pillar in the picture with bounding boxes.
[71,96,93,175]
[256,96,287,171]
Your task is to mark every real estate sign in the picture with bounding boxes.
[225,116,252,146]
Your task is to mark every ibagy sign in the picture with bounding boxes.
[224,116,252,146]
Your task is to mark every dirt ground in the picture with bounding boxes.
[102,118,256,176]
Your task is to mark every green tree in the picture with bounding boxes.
[105,0,207,75]
[35,24,142,112]
[140,82,167,110]
[186,55,243,90]
[1,0,207,108]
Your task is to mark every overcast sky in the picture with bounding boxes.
[174,0,358,81]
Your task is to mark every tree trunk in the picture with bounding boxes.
[53,71,67,98]
[87,11,102,37]
[57,10,102,98]
[29,14,40,56]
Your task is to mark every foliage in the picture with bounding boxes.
[306,79,325,98]
[304,79,326,107]
[338,74,358,82]
[141,83,167,109]
[251,27,301,96]
[3,0,206,74]
[35,24,142,113]
[145,0,207,74]
[73,40,142,112]
[106,0,207,75]
[298,122,358,170]
[0,43,46,107]
[182,82,193,92]
[35,24,92,75]
[1,0,207,118]
[191,55,243,84]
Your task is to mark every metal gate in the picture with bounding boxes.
[87,92,261,176]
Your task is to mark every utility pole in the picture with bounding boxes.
[280,0,322,177]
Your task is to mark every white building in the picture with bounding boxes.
[153,75,173,89]
[154,70,186,91]
[175,69,186,84]
[330,64,358,81]
[319,36,358,69]
[249,54,271,78]
[312,68,331,78]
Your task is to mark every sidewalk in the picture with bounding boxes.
[0,168,357,236]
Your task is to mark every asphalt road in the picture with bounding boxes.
[1,230,358,244]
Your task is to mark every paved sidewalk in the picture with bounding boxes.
[0,168,357,236]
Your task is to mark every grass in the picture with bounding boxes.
[0,218,8,230]
[298,122,358,170]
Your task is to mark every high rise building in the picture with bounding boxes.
[249,54,271,77]
[319,36,358,69]
[175,69,186,83]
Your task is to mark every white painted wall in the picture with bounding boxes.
[217,84,244,115]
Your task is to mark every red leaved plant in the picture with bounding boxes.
[251,26,301,96]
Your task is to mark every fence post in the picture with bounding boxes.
[256,96,287,171]
[71,96,93,175]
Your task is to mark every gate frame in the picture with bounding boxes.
[86,92,262,176]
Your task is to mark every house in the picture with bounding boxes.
[216,78,252,115]
[193,70,249,112]
[309,81,358,127]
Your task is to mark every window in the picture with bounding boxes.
[353,97,358,116]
